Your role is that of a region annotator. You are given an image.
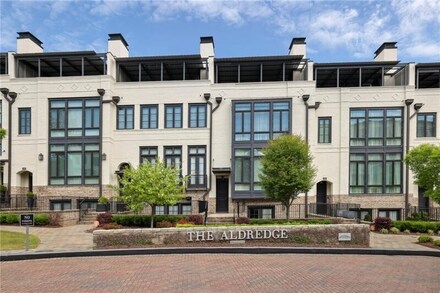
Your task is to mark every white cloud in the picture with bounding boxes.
[403,43,440,58]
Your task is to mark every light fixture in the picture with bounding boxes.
[0,88,9,95]
[302,94,310,102]
[314,101,321,109]
[204,93,211,101]
[112,96,120,104]
[38,153,44,161]
[97,88,105,96]
[404,98,414,106]
[215,96,222,104]
[414,103,423,111]
[102,153,107,161]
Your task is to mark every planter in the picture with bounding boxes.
[96,203,109,212]
[27,197,35,210]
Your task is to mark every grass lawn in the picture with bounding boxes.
[0,230,40,251]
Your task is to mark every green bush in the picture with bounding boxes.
[380,228,389,234]
[35,214,50,225]
[433,239,440,247]
[393,221,440,233]
[390,227,400,234]
[0,213,8,224]
[427,229,434,235]
[111,214,187,227]
[249,218,332,225]
[403,229,411,234]
[6,214,19,224]
[417,235,433,243]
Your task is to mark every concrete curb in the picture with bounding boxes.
[1,247,439,261]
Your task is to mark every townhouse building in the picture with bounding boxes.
[0,32,438,221]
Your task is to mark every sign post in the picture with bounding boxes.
[20,214,34,251]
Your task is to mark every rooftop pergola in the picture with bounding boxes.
[0,53,7,75]
[416,63,440,88]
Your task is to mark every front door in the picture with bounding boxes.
[418,188,429,210]
[316,181,327,215]
[216,177,229,213]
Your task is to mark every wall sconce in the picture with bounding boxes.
[38,153,44,161]
[112,96,121,104]
[204,93,211,101]
[102,153,107,161]
[414,103,424,111]
[215,96,222,104]
[97,88,105,96]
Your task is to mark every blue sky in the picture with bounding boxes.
[1,0,439,62]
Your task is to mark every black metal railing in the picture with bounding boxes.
[187,174,208,189]
[309,203,361,218]
[405,206,440,221]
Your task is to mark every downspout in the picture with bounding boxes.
[404,99,413,219]
[302,95,310,218]
[97,89,105,198]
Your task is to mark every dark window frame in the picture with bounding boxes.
[165,104,183,128]
[416,112,436,137]
[117,105,134,130]
[187,145,206,188]
[188,103,207,128]
[154,203,192,215]
[19,108,31,134]
[248,205,275,219]
[318,116,332,143]
[140,104,158,129]
[140,146,158,164]
[50,199,72,211]
[164,146,182,176]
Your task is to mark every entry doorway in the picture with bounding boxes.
[216,177,229,213]
[418,188,429,209]
[316,181,327,215]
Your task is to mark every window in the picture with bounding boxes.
[318,117,331,143]
[140,147,158,164]
[140,105,158,129]
[117,106,134,129]
[154,203,191,215]
[49,144,100,185]
[417,113,436,137]
[349,153,402,194]
[248,206,274,219]
[253,149,263,191]
[19,108,31,134]
[350,109,403,146]
[234,101,290,142]
[189,104,206,128]
[50,200,72,211]
[234,149,251,191]
[378,209,401,221]
[49,99,100,137]
[188,146,206,188]
[164,146,182,173]
[165,104,182,128]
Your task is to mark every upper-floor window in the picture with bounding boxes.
[117,105,134,129]
[140,105,158,129]
[188,146,206,188]
[417,113,436,137]
[164,146,182,170]
[318,117,331,143]
[49,99,100,138]
[140,147,158,164]
[233,100,290,142]
[19,108,31,134]
[350,108,403,147]
[165,104,182,128]
[189,104,206,128]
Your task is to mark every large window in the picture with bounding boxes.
[248,206,274,219]
[234,149,251,191]
[189,104,206,128]
[140,147,158,164]
[155,203,191,215]
[117,105,134,129]
[188,146,206,188]
[165,104,182,128]
[318,117,331,143]
[19,108,31,134]
[49,144,100,185]
[417,113,436,137]
[164,146,182,172]
[50,99,100,137]
[140,105,158,129]
[234,101,290,142]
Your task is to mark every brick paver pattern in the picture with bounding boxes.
[1,254,439,292]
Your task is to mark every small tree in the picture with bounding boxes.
[405,144,440,204]
[0,128,6,140]
[117,160,186,227]
[260,134,316,220]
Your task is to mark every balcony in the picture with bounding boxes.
[187,174,207,190]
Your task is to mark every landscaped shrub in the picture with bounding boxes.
[390,227,400,234]
[393,221,440,233]
[111,214,187,227]
[35,214,50,225]
[374,217,392,230]
[434,239,440,247]
[187,215,204,225]
[380,228,389,234]
[417,235,433,243]
[101,223,123,230]
[5,214,19,224]
[177,218,191,225]
[97,213,112,225]
[156,221,175,228]
[427,229,434,235]
[407,212,429,221]
[0,213,8,224]
[403,229,411,234]
[236,217,250,224]
[363,214,372,222]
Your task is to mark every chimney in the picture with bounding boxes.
[16,32,43,54]
[108,33,129,57]
[374,42,397,62]
[200,36,214,58]
[288,37,306,58]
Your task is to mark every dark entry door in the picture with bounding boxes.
[418,188,429,209]
[216,178,229,213]
[316,181,327,215]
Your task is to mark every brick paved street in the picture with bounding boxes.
[1,254,439,292]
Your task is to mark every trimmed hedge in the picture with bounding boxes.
[392,221,440,233]
[374,217,392,230]
[249,218,333,225]
[0,213,50,225]
[111,214,188,227]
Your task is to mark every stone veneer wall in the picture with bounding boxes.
[93,224,369,248]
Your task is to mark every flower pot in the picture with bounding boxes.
[27,197,35,210]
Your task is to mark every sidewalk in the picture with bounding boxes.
[1,224,439,253]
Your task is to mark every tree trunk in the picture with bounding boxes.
[285,203,290,221]
[150,214,154,228]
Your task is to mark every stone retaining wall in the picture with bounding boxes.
[93,224,369,248]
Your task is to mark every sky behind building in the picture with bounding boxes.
[1,0,439,62]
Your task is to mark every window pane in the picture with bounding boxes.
[368,162,383,185]
[67,153,81,176]
[68,109,82,128]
